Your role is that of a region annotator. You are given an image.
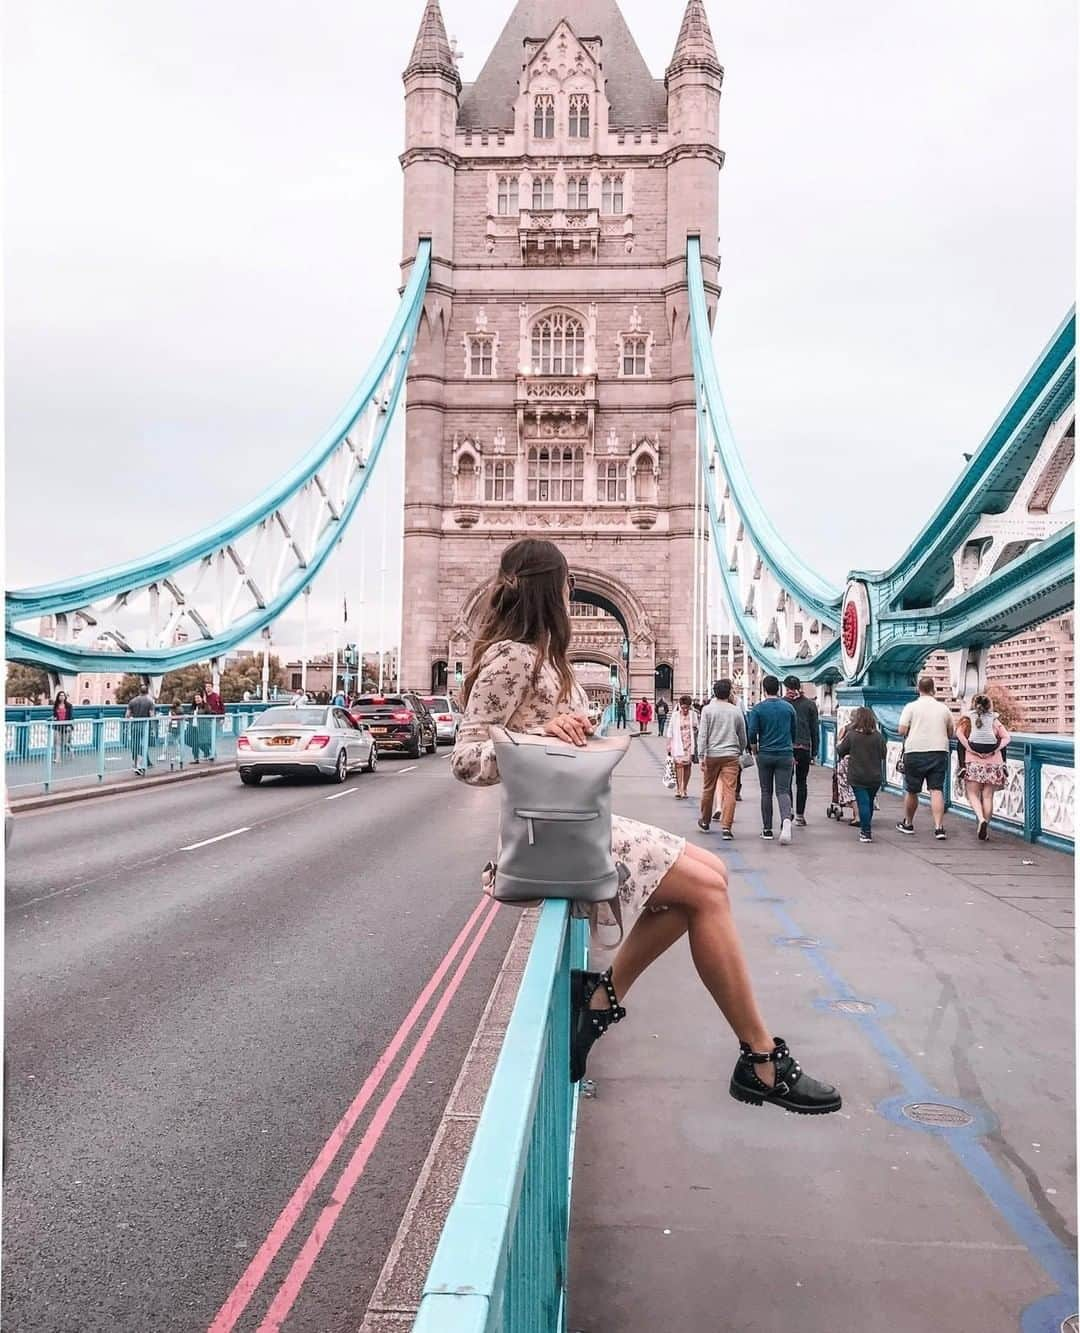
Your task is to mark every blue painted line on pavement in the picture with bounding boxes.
[720,844,1077,1324]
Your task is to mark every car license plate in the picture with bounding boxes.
[370,727,388,735]
[269,736,296,746]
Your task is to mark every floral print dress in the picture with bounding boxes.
[451,639,686,938]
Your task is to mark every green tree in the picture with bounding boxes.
[156,664,213,706]
[985,683,1024,731]
[6,663,50,704]
[220,654,285,702]
[115,674,146,705]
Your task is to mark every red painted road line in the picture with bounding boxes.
[254,900,501,1333]
[207,895,492,1333]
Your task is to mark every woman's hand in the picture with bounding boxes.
[543,713,594,747]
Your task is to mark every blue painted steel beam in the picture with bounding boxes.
[6,242,431,675]
[686,238,843,624]
[868,309,1074,610]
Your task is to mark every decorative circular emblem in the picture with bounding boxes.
[842,601,859,658]
[840,580,871,681]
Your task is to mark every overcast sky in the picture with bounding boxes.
[5,0,1075,656]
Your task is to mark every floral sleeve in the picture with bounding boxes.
[451,641,539,787]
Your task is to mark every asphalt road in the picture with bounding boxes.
[4,747,516,1333]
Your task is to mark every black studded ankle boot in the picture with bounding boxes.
[570,968,625,1084]
[730,1037,842,1115]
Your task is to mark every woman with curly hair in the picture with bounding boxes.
[451,538,841,1116]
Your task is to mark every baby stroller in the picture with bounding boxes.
[826,766,844,821]
[826,753,856,822]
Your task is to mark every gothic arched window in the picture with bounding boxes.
[567,174,589,210]
[531,312,585,375]
[531,175,554,210]
[533,94,555,138]
[568,93,590,138]
[484,459,514,503]
[527,446,584,502]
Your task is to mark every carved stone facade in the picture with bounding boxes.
[399,0,723,694]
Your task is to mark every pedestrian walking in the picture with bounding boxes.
[697,679,747,838]
[783,676,819,827]
[451,538,840,1114]
[655,697,670,737]
[51,690,74,764]
[956,692,1011,841]
[635,696,653,735]
[615,692,628,730]
[187,691,210,763]
[166,699,185,768]
[895,677,955,840]
[125,682,156,776]
[747,675,797,843]
[667,695,697,800]
[835,707,887,842]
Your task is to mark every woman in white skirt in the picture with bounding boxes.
[451,538,840,1116]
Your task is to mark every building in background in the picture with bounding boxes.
[922,613,1073,734]
[399,0,725,701]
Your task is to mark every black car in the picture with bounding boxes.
[349,693,437,758]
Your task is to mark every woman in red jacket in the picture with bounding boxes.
[635,696,653,735]
[51,690,74,763]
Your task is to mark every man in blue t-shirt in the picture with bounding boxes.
[747,675,798,844]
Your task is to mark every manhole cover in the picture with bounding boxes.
[777,936,821,949]
[902,1102,973,1128]
[830,999,876,1015]
[1062,1317,1079,1333]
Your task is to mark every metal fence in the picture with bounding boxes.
[4,710,270,795]
[414,902,589,1333]
[818,717,1074,852]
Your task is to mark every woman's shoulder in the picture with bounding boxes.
[477,639,539,670]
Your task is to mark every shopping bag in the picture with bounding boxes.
[662,757,677,790]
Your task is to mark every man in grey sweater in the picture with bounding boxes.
[696,679,748,838]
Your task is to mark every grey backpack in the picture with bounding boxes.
[487,727,630,903]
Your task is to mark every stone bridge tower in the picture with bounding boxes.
[399,0,723,698]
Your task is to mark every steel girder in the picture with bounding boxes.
[5,242,432,678]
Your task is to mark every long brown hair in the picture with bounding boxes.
[462,539,575,707]
[849,706,879,734]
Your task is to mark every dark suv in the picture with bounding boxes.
[349,693,437,759]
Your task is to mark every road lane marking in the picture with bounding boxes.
[207,895,493,1333]
[396,766,418,775]
[255,900,501,1332]
[325,788,358,801]
[180,827,250,851]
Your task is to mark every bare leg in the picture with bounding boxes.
[965,779,983,825]
[904,791,918,824]
[981,785,996,823]
[637,843,775,1074]
[594,906,688,1004]
[929,789,946,826]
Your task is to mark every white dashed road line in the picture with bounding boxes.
[325,788,358,801]
[180,827,250,852]
[396,766,418,775]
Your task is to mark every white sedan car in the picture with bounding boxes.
[422,694,463,746]
[236,705,377,785]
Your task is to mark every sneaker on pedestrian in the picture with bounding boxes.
[896,820,915,835]
[859,833,872,843]
[795,815,807,827]
[712,811,723,822]
[760,829,774,840]
[977,820,989,842]
[934,826,947,841]
[697,818,711,833]
[779,818,793,845]
[721,828,734,841]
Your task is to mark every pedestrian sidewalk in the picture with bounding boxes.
[8,756,232,811]
[569,737,1076,1333]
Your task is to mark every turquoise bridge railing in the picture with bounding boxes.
[818,717,1074,852]
[414,902,589,1333]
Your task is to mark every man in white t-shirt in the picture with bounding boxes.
[896,677,955,840]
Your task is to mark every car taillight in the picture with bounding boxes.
[438,714,452,722]
[391,710,413,723]
[307,734,332,749]
[237,736,251,749]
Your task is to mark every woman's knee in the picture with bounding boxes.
[659,851,729,912]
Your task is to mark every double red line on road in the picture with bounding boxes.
[207,895,500,1333]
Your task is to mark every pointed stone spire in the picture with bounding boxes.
[666,0,722,83]
[404,0,461,90]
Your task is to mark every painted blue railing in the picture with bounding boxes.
[818,717,1074,852]
[414,902,589,1333]
[5,710,271,794]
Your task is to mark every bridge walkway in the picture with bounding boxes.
[569,736,1075,1333]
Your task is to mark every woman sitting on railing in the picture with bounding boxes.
[957,693,1011,842]
[451,538,841,1117]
